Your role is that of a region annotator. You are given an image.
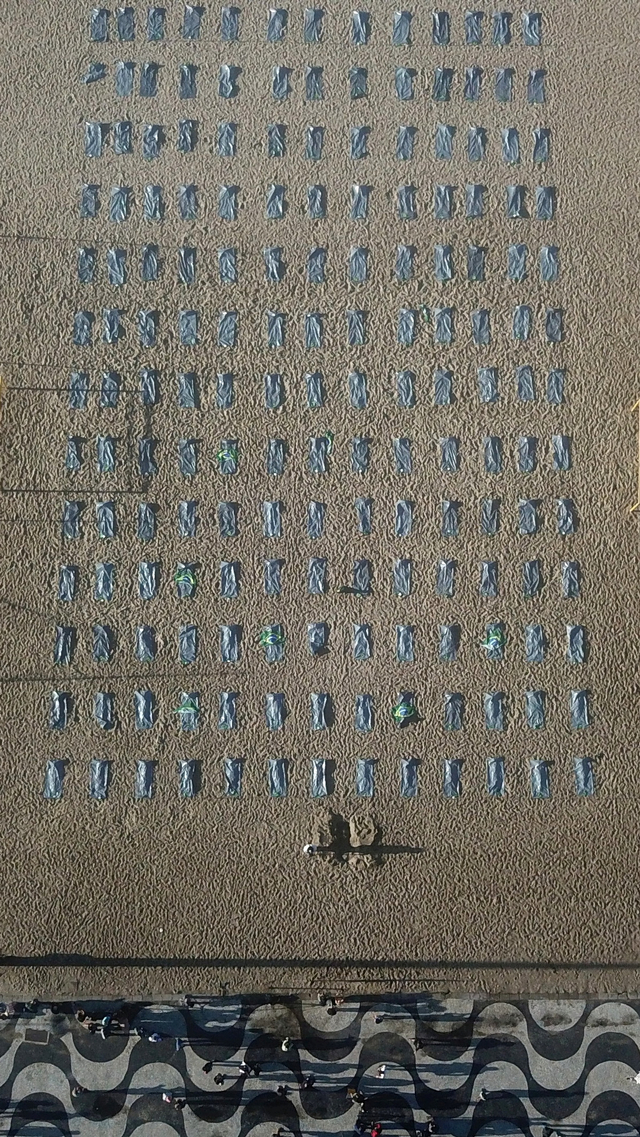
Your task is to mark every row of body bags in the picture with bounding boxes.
[43,755,593,800]
[89,8,543,47]
[48,689,592,733]
[66,367,566,411]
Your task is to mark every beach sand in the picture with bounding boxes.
[0,0,638,998]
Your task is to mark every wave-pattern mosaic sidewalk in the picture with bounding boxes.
[3,996,640,1136]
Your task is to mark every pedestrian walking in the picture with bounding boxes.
[375,1064,386,1079]
[148,1032,163,1043]
[276,1085,290,1097]
[300,1073,315,1090]
[202,1061,213,1074]
[479,1088,489,1101]
[162,1092,173,1104]
[251,1063,262,1076]
[281,1037,293,1051]
[239,1061,251,1075]
[71,1085,87,1098]
[371,1123,382,1137]
[173,1098,186,1110]
[303,844,317,854]
[175,1038,184,1051]
[214,1073,225,1086]
[629,1073,640,1084]
[414,1037,425,1051]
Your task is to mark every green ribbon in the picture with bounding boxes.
[175,698,198,716]
[217,446,238,465]
[175,569,196,589]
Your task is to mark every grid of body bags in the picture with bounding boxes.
[47,688,592,734]
[58,497,581,544]
[65,367,567,410]
[63,434,574,479]
[87,8,544,48]
[77,182,558,226]
[56,557,582,606]
[80,122,553,162]
[52,619,588,666]
[76,243,560,287]
[42,754,595,803]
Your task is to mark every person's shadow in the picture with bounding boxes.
[315,814,423,862]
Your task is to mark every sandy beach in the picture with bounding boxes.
[0,0,638,998]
